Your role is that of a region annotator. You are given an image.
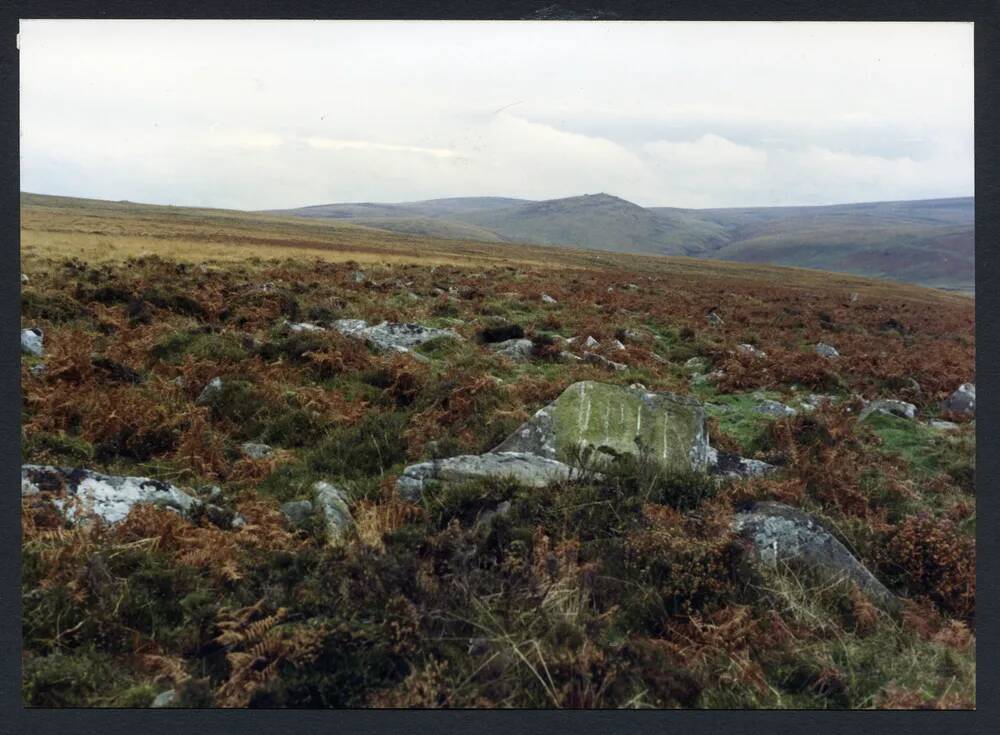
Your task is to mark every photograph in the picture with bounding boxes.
[18,19,975,709]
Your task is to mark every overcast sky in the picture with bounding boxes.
[20,20,973,210]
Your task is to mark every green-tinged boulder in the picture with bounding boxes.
[493,380,710,471]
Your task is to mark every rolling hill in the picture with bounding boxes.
[269,194,974,291]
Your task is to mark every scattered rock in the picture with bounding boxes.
[541,293,558,304]
[859,399,917,421]
[22,465,202,526]
[241,442,274,459]
[582,351,627,372]
[204,504,246,530]
[21,328,43,357]
[351,270,366,284]
[29,363,47,377]
[754,400,798,418]
[492,338,534,361]
[21,273,29,285]
[691,370,724,386]
[737,344,767,359]
[396,452,577,501]
[815,342,840,359]
[629,382,647,391]
[493,381,710,472]
[798,394,837,412]
[684,357,710,374]
[610,339,627,351]
[286,320,325,333]
[334,319,461,355]
[707,312,724,327]
[583,335,600,348]
[280,499,314,527]
[313,481,353,544]
[151,689,177,708]
[927,419,960,431]
[707,447,777,479]
[732,501,899,611]
[196,377,223,405]
[849,292,859,303]
[943,383,975,416]
[559,350,583,363]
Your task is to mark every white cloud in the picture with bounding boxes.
[19,20,973,209]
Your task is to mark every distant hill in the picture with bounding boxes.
[264,193,974,292]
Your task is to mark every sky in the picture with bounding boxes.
[19,20,974,210]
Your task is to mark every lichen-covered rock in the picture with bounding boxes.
[396,452,577,501]
[754,399,798,418]
[285,320,325,333]
[583,335,600,348]
[815,342,840,359]
[241,442,274,459]
[21,465,202,526]
[582,351,627,372]
[196,377,223,405]
[707,447,777,479]
[737,344,767,359]
[732,501,898,611]
[859,399,917,421]
[491,338,534,361]
[943,383,975,415]
[21,328,44,357]
[280,499,314,527]
[333,319,460,355]
[493,381,710,472]
[313,481,353,543]
[684,356,710,374]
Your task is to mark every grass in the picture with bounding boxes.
[19,193,975,709]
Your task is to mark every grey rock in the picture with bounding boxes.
[151,689,177,708]
[707,312,724,327]
[351,270,367,284]
[21,273,29,285]
[582,351,627,371]
[629,382,647,391]
[286,320,325,333]
[559,350,583,363]
[541,293,558,304]
[21,328,43,357]
[313,481,354,543]
[859,399,917,421]
[21,465,201,526]
[684,357,710,374]
[29,363,47,377]
[943,383,975,415]
[280,499,314,527]
[493,381,709,472]
[611,339,627,351]
[241,442,274,459]
[927,419,960,431]
[737,344,767,359]
[195,377,223,405]
[754,399,798,418]
[335,319,460,355]
[707,447,777,479]
[691,370,724,386]
[396,452,577,501]
[815,342,840,359]
[798,394,837,412]
[491,338,534,361]
[205,504,245,530]
[732,501,899,611]
[583,335,600,349]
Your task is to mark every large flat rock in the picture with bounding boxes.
[493,381,709,472]
[396,451,576,501]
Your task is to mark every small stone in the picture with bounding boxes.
[241,442,274,459]
[541,293,557,304]
[196,377,223,405]
[943,383,975,416]
[707,312,724,327]
[29,363,47,377]
[582,351,627,371]
[21,273,29,285]
[491,338,534,361]
[737,344,767,359]
[815,342,840,359]
[859,399,917,421]
[314,481,353,544]
[351,270,366,284]
[151,689,177,708]
[286,321,325,333]
[584,336,600,348]
[928,419,960,431]
[611,339,627,351]
[280,499,314,527]
[754,399,798,417]
[21,328,43,357]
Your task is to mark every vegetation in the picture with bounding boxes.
[21,195,975,708]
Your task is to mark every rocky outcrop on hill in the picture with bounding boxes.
[333,319,461,355]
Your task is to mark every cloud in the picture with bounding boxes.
[19,20,973,209]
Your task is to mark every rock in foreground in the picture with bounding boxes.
[22,465,202,526]
[732,501,898,611]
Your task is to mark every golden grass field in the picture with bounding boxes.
[21,192,971,310]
